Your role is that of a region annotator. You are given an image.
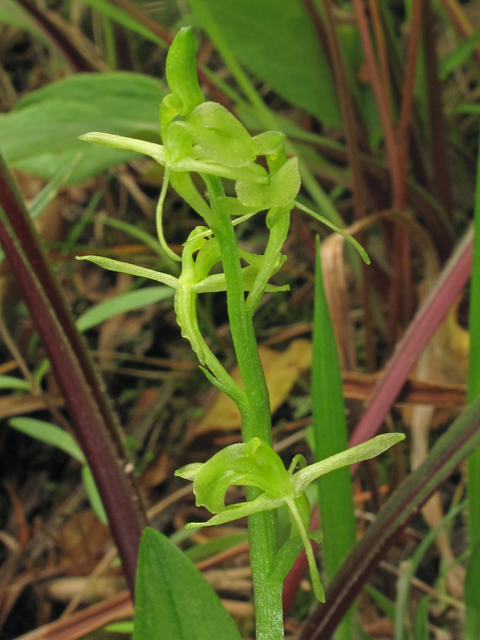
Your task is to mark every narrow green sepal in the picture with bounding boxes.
[293,433,405,495]
[175,462,204,481]
[75,255,179,288]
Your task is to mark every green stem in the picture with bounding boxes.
[202,173,283,640]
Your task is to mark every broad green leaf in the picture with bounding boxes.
[187,0,340,126]
[76,255,179,288]
[0,376,31,391]
[8,417,86,464]
[133,527,242,640]
[0,73,164,182]
[76,286,174,332]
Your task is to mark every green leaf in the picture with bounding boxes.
[187,0,340,126]
[0,73,164,182]
[76,255,179,289]
[8,417,86,463]
[0,376,31,391]
[133,527,242,640]
[76,286,174,332]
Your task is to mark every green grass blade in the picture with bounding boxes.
[28,154,81,220]
[81,0,166,48]
[464,540,480,640]
[413,596,430,640]
[0,375,31,391]
[465,129,480,638]
[81,465,108,524]
[311,236,356,639]
[8,417,86,464]
[76,286,174,332]
[96,216,165,259]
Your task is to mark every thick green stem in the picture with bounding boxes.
[203,174,283,640]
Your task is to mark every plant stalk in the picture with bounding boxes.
[203,174,283,640]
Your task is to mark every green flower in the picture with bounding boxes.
[176,432,404,602]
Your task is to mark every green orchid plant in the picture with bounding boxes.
[77,26,403,639]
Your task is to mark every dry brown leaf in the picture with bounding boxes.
[58,511,111,571]
[189,339,313,439]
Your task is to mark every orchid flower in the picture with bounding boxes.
[176,432,404,601]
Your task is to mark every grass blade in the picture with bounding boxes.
[76,286,174,332]
[311,237,356,638]
[464,127,480,638]
[8,417,86,464]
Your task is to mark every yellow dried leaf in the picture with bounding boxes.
[191,339,312,438]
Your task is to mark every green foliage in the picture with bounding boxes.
[8,418,107,524]
[0,73,164,182]
[186,0,340,126]
[133,527,242,640]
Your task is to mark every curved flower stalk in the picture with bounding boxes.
[176,433,404,601]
